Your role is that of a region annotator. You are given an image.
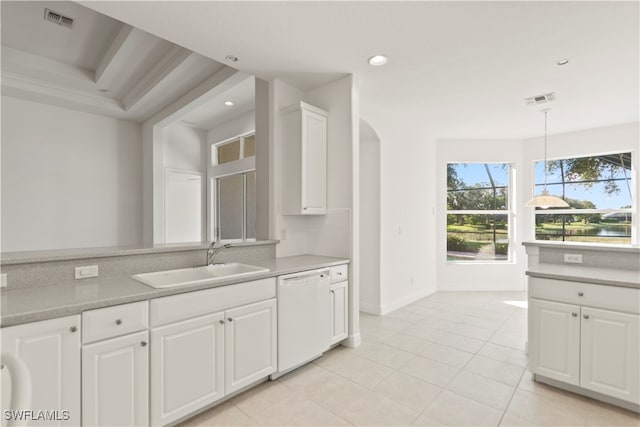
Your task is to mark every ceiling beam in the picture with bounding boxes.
[94,24,134,89]
[122,46,191,112]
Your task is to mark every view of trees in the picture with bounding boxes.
[447,153,634,261]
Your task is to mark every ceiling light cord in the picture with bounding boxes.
[543,110,548,190]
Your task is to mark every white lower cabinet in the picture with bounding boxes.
[529,277,640,406]
[1,315,81,426]
[580,307,639,402]
[329,281,348,345]
[528,298,580,385]
[82,330,149,427]
[151,312,225,426]
[151,299,277,425]
[225,299,277,394]
[149,279,277,426]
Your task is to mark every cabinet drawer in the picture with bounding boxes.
[330,264,348,283]
[82,301,149,344]
[529,277,640,314]
[150,278,276,327]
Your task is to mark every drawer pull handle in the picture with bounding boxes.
[571,312,578,317]
[583,314,590,320]
[115,319,123,325]
[228,318,233,322]
[70,326,78,333]
[219,320,225,325]
[140,341,148,347]
[578,292,584,297]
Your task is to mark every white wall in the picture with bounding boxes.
[522,122,639,244]
[164,124,206,172]
[436,139,527,291]
[359,125,381,313]
[1,96,142,251]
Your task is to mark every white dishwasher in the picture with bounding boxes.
[275,269,331,377]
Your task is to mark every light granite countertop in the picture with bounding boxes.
[1,255,349,327]
[526,264,640,289]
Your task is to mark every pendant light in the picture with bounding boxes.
[525,109,570,209]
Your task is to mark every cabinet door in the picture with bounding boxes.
[82,330,149,427]
[1,315,80,427]
[301,109,327,214]
[225,299,277,394]
[581,307,639,403]
[528,298,580,385]
[330,281,348,345]
[151,312,225,426]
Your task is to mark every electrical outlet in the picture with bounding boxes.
[75,265,99,279]
[0,274,7,288]
[280,229,288,240]
[564,253,583,264]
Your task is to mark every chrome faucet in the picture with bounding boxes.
[207,242,232,266]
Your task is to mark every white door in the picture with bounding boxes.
[330,282,348,345]
[580,307,640,403]
[1,315,80,427]
[301,109,327,213]
[165,169,202,243]
[151,312,225,426]
[225,299,277,394]
[82,331,149,427]
[528,298,580,385]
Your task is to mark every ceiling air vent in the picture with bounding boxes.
[44,9,74,28]
[525,92,556,106]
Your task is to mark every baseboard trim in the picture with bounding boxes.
[343,332,361,348]
[359,302,382,315]
[379,288,436,315]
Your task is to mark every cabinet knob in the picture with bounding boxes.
[571,312,578,317]
[583,314,590,320]
[70,326,78,333]
[219,320,225,325]
[115,319,123,325]
[140,341,148,347]
[303,207,308,210]
[228,317,233,322]
[578,292,584,297]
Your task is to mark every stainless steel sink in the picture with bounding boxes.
[132,263,269,289]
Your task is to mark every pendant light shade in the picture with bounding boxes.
[526,109,570,209]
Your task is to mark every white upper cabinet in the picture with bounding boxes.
[282,102,328,215]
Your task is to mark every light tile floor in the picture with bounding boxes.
[179,291,640,426]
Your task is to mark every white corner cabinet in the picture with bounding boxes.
[281,101,328,215]
[1,315,81,427]
[528,277,639,408]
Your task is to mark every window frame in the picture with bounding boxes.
[208,131,256,242]
[446,162,514,264]
[532,151,634,244]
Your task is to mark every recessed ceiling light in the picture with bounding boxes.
[224,101,234,107]
[225,55,238,62]
[557,58,569,66]
[368,54,388,66]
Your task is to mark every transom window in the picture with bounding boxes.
[209,132,256,242]
[447,163,512,262]
[533,152,633,244]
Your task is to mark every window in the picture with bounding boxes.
[447,163,512,262]
[533,152,633,244]
[209,132,256,242]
